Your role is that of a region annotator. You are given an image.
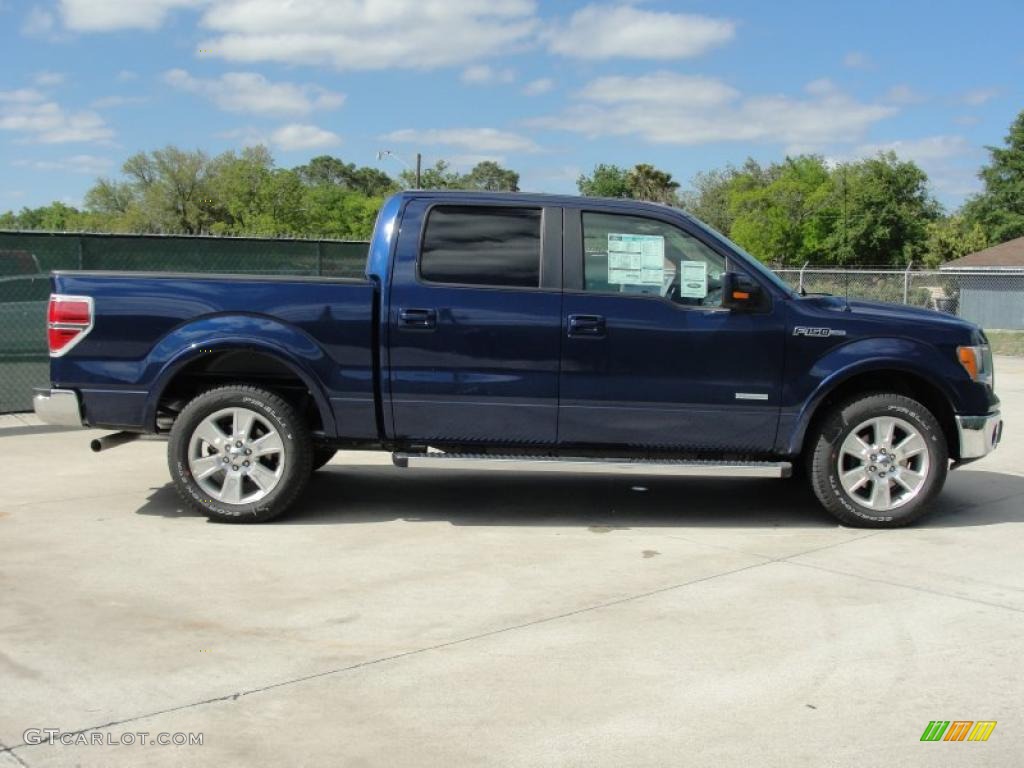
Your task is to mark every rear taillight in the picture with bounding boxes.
[47,294,94,356]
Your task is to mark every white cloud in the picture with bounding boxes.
[90,95,147,109]
[843,51,872,70]
[523,78,554,96]
[33,71,66,87]
[21,5,55,36]
[13,154,112,174]
[0,89,113,144]
[461,65,516,85]
[851,135,979,199]
[269,123,341,151]
[545,3,734,60]
[164,69,344,116]
[854,135,970,164]
[884,84,926,105]
[532,73,895,148]
[381,127,541,154]
[0,89,47,104]
[196,0,538,70]
[57,0,207,31]
[580,72,739,108]
[960,87,999,106]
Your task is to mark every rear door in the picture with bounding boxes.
[558,207,785,452]
[388,199,562,445]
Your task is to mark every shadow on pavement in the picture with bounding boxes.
[134,465,1024,529]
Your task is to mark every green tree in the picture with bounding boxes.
[0,202,90,231]
[922,216,988,267]
[400,160,461,190]
[626,163,680,204]
[111,146,216,234]
[824,152,940,266]
[302,186,382,239]
[577,164,630,198]
[295,155,397,197]
[728,156,832,265]
[678,165,742,235]
[459,161,519,192]
[963,109,1024,243]
[206,146,276,235]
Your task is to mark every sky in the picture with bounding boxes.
[1,0,1022,213]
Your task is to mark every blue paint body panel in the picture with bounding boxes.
[47,191,998,459]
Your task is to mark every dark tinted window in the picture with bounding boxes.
[421,206,541,288]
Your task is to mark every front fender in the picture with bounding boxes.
[142,314,336,435]
[781,336,964,455]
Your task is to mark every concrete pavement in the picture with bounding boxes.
[1,358,1022,766]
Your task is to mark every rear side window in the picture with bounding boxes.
[420,206,541,288]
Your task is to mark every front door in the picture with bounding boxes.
[558,208,785,453]
[388,200,562,445]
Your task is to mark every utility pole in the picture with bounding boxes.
[415,152,422,188]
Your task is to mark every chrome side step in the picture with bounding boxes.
[392,453,791,478]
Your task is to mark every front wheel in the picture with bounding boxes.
[807,393,948,528]
[168,385,313,523]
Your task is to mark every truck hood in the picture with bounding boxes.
[801,295,981,338]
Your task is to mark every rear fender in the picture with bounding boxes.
[142,314,336,435]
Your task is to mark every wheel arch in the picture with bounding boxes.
[789,365,960,460]
[146,338,335,437]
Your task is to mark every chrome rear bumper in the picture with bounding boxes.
[956,410,1002,460]
[32,388,84,427]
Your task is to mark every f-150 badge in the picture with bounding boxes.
[793,327,847,337]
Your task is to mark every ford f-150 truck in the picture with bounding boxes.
[33,191,1003,527]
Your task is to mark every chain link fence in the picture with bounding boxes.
[0,231,369,413]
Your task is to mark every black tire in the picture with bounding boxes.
[311,447,337,472]
[807,393,948,528]
[168,384,313,523]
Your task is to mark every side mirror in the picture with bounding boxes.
[722,272,762,310]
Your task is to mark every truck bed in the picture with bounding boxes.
[50,271,378,437]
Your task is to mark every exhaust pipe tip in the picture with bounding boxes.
[90,431,141,453]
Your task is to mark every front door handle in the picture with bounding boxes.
[568,314,606,337]
[398,308,437,330]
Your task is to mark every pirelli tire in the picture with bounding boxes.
[807,393,948,528]
[168,385,313,523]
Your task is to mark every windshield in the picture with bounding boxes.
[681,213,798,298]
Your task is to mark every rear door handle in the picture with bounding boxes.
[568,314,606,337]
[398,308,437,330]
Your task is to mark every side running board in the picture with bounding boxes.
[392,453,791,478]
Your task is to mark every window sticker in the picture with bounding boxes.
[607,233,665,286]
[678,260,708,299]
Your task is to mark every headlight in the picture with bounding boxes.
[957,345,994,387]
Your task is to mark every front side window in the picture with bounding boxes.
[582,212,727,308]
[421,206,541,288]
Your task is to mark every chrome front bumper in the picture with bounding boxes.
[956,410,1002,460]
[33,388,84,427]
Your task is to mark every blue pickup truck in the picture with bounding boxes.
[33,191,1002,527]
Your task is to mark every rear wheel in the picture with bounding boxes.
[807,393,948,528]
[168,385,313,523]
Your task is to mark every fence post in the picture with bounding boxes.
[798,261,809,294]
[316,241,323,277]
[76,235,84,270]
[903,261,913,304]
